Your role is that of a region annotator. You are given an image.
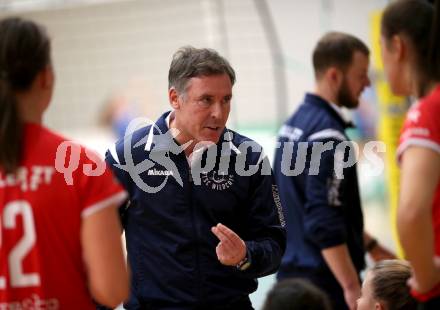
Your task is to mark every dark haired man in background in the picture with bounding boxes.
[273,32,394,310]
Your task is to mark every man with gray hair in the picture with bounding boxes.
[105,46,286,309]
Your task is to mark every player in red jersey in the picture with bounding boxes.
[381,0,440,309]
[0,17,129,309]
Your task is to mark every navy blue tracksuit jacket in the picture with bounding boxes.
[105,111,286,309]
[273,94,365,302]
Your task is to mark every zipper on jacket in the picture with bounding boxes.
[184,158,202,303]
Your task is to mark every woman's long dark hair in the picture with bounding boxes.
[0,17,50,173]
[381,0,440,97]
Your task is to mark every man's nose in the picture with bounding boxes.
[210,102,223,119]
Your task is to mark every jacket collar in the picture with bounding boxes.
[304,93,354,129]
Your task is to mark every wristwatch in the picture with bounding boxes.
[236,254,251,271]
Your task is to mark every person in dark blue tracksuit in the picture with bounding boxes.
[104,46,286,310]
[273,32,394,310]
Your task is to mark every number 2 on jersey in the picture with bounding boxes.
[0,200,40,289]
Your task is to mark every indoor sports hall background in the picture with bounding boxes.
[0,0,400,308]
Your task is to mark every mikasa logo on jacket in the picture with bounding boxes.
[147,168,174,176]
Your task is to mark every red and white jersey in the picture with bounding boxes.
[0,123,127,309]
[398,86,440,160]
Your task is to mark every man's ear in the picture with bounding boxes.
[326,67,343,89]
[169,87,181,109]
[375,301,385,310]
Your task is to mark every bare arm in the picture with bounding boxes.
[399,146,440,293]
[81,204,129,308]
[322,244,360,310]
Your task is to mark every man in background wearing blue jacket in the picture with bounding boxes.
[105,46,286,310]
[273,32,394,310]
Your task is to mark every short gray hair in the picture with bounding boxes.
[168,46,236,94]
